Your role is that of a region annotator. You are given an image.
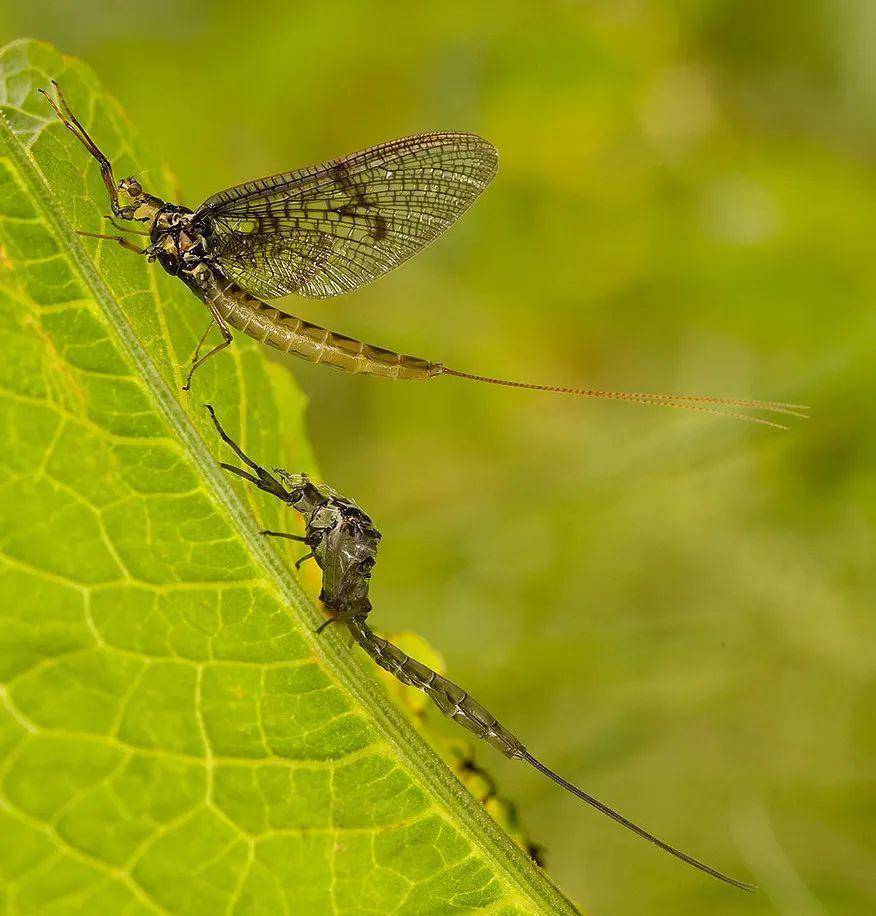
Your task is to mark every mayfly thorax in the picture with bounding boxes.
[40,81,806,427]
[205,405,754,892]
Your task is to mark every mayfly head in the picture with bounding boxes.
[273,469,317,508]
[116,176,159,221]
[118,176,143,200]
[273,468,308,490]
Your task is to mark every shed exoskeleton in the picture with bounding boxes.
[206,405,754,891]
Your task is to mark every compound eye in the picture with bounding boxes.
[121,177,142,197]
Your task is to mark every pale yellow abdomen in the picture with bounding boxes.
[197,268,443,381]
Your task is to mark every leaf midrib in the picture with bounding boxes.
[0,67,577,916]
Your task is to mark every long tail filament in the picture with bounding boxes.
[442,367,808,430]
[523,753,755,891]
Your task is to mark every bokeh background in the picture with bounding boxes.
[3,2,875,913]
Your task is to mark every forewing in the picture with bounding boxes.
[196,132,498,299]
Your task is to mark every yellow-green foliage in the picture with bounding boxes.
[0,40,576,915]
[1,3,874,912]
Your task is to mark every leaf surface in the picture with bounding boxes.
[0,39,576,915]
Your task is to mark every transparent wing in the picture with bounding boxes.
[196,132,498,299]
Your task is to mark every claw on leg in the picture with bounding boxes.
[186,319,218,385]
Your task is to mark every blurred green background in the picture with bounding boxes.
[3,1,875,912]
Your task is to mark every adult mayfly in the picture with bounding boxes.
[41,82,803,428]
[205,405,754,891]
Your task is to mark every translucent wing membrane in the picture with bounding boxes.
[40,79,802,430]
[197,132,498,299]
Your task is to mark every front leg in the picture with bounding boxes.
[39,81,124,216]
[205,405,293,503]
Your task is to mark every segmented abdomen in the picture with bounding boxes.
[195,267,443,381]
[346,616,526,759]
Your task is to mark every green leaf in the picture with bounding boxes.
[0,39,577,914]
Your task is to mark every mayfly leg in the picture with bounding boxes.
[183,268,235,390]
[76,229,146,255]
[39,81,123,215]
[260,529,308,543]
[204,404,291,502]
[184,309,231,391]
[103,215,150,236]
[188,319,218,374]
[184,310,232,391]
[208,407,322,589]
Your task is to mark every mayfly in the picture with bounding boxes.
[41,82,803,428]
[205,405,754,891]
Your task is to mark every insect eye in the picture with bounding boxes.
[121,177,142,197]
